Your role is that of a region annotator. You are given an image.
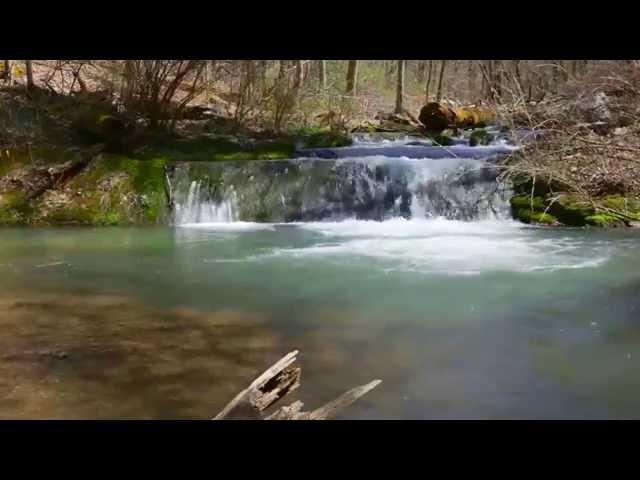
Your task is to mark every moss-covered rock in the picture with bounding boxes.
[469,129,494,147]
[510,192,640,228]
[300,131,352,149]
[513,193,595,227]
[431,134,454,146]
[2,154,170,226]
[600,196,640,217]
[548,195,595,226]
[0,191,33,226]
[516,209,558,224]
[511,194,545,211]
[585,213,626,227]
[510,195,557,225]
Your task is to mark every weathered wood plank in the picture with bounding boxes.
[213,350,299,420]
[214,350,381,421]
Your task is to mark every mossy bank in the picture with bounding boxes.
[0,149,169,226]
[0,129,354,226]
[510,193,640,228]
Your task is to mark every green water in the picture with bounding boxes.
[1,219,640,419]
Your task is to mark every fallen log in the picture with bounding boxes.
[214,350,382,420]
[418,102,496,132]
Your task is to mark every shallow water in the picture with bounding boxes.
[2,221,640,419]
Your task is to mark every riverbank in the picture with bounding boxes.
[2,84,639,227]
[0,87,355,225]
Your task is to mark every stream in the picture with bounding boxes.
[2,132,640,419]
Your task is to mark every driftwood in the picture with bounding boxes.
[214,350,381,420]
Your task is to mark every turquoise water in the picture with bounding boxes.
[2,220,640,419]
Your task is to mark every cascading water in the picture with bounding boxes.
[173,180,239,224]
[170,133,517,225]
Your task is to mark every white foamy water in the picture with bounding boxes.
[173,181,239,225]
[169,134,611,275]
[291,217,521,237]
[176,221,274,231]
[181,218,613,276]
[272,219,610,275]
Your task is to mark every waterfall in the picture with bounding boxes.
[173,180,238,224]
[170,136,515,225]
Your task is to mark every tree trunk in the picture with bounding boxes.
[25,60,34,91]
[425,60,433,103]
[385,60,395,87]
[494,60,503,101]
[513,60,522,90]
[294,60,303,91]
[418,60,427,83]
[318,60,326,91]
[436,60,447,102]
[467,61,475,101]
[123,60,136,110]
[394,60,405,114]
[1,60,10,81]
[346,60,358,96]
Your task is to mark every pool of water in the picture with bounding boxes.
[1,220,640,419]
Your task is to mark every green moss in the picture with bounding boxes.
[93,212,122,226]
[0,191,34,224]
[549,195,595,227]
[586,213,625,227]
[530,212,557,224]
[0,207,24,225]
[511,195,545,211]
[139,136,296,163]
[0,191,26,209]
[300,131,352,149]
[37,154,169,226]
[511,195,557,224]
[515,208,557,225]
[600,196,640,218]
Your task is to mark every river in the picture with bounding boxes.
[1,133,640,419]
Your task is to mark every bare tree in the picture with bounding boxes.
[492,60,503,100]
[394,60,405,113]
[466,62,473,101]
[418,60,427,83]
[122,60,206,129]
[1,60,10,82]
[425,60,433,103]
[318,60,326,91]
[294,60,304,92]
[436,60,447,101]
[25,60,34,91]
[346,60,358,96]
[272,60,296,132]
